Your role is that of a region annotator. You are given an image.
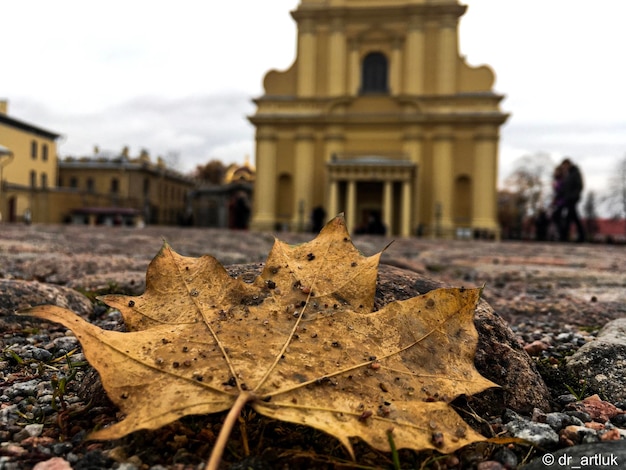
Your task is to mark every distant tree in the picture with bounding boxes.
[164,151,181,170]
[604,154,626,237]
[195,160,226,184]
[503,152,555,219]
[583,191,599,241]
[497,189,526,239]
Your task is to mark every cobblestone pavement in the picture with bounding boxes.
[1,222,625,328]
[1,222,626,469]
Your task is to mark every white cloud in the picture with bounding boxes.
[3,0,625,202]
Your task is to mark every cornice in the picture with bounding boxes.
[248,111,510,127]
[291,3,467,23]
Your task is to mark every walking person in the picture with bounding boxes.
[558,158,585,242]
[549,162,566,240]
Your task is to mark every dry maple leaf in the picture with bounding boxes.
[21,215,498,469]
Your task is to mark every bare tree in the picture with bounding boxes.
[503,152,555,218]
[605,155,626,218]
[583,191,599,241]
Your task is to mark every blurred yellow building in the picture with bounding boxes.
[0,100,60,222]
[57,148,195,225]
[249,0,508,237]
[0,100,194,225]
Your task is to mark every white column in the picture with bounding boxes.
[403,127,423,231]
[297,19,317,97]
[328,179,338,221]
[472,128,500,235]
[346,180,357,234]
[293,129,315,231]
[328,18,346,96]
[437,16,458,95]
[401,180,412,237]
[432,127,454,238]
[404,17,425,95]
[251,130,277,231]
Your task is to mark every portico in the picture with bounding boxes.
[327,156,415,236]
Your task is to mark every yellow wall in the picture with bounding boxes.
[0,102,60,222]
[249,0,508,237]
[0,125,58,190]
[57,158,193,225]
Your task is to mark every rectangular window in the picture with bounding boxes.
[31,141,37,159]
[42,144,49,161]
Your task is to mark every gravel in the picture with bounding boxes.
[1,223,625,469]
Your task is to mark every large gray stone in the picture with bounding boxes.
[76,263,552,416]
[566,318,626,402]
[0,279,93,317]
[227,263,552,413]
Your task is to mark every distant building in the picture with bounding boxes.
[0,99,61,222]
[58,148,195,225]
[249,0,508,237]
[188,159,255,228]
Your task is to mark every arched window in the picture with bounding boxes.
[111,178,119,193]
[361,52,388,94]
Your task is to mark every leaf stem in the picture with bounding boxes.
[205,391,253,470]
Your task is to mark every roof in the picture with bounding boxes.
[59,157,195,185]
[0,113,61,140]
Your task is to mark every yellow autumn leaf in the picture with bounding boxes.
[20,215,497,469]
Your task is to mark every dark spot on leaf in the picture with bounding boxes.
[351,262,357,267]
[223,377,236,387]
[431,432,444,448]
[307,252,315,261]
[331,341,341,348]
[293,280,302,289]
[195,376,203,382]
[183,360,191,367]
[358,410,373,422]
[161,338,170,344]
[172,362,180,368]
[241,383,248,390]
[182,346,189,353]
[128,300,135,307]
[379,382,389,392]
[426,298,435,308]
[266,280,276,289]
[120,392,129,399]
[269,266,280,275]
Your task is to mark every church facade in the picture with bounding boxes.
[249,0,508,237]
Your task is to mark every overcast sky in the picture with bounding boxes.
[3,0,625,200]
